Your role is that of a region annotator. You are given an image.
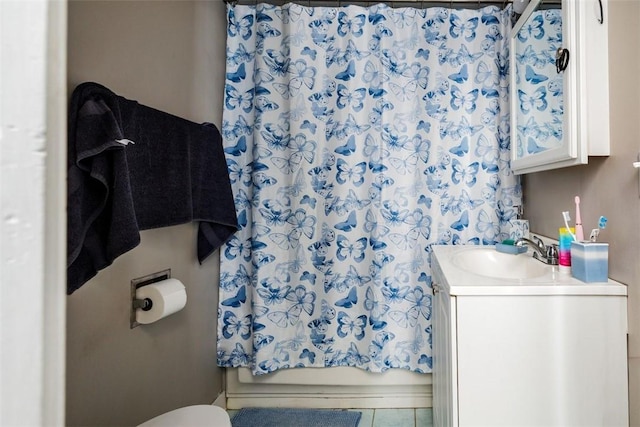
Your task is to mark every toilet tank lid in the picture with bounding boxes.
[137,404,231,427]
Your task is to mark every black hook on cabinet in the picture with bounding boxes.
[555,48,570,74]
[597,0,604,24]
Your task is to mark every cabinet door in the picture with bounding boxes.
[510,0,609,174]
[432,286,457,427]
[510,0,581,173]
[455,295,628,426]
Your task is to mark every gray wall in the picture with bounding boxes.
[66,0,640,425]
[65,1,228,426]
[523,0,640,424]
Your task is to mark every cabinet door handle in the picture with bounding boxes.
[556,48,570,73]
[433,283,439,294]
[598,0,604,24]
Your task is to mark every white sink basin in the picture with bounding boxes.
[451,247,549,280]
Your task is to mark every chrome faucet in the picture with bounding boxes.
[515,236,559,265]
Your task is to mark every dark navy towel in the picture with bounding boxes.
[67,82,238,294]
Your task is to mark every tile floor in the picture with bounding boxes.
[357,408,433,427]
[227,408,433,427]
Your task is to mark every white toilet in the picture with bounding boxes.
[137,405,231,427]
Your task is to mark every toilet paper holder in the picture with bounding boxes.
[130,269,171,329]
[132,297,153,311]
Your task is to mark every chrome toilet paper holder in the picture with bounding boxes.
[130,268,171,329]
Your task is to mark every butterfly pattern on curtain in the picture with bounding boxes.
[514,9,563,157]
[218,2,521,375]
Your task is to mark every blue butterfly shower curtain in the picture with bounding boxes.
[218,2,521,375]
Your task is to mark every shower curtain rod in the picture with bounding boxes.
[224,0,562,6]
[223,0,516,8]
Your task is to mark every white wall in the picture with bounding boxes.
[0,0,67,425]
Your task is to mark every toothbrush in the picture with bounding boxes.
[562,211,576,240]
[589,216,608,242]
[574,196,584,241]
[598,215,608,230]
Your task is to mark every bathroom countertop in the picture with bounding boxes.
[431,244,628,297]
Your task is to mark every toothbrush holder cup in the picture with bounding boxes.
[570,241,609,283]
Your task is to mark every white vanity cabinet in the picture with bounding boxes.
[510,0,610,174]
[432,273,458,427]
[431,246,628,426]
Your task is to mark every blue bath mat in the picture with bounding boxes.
[231,407,362,427]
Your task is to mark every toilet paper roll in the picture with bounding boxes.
[135,278,187,324]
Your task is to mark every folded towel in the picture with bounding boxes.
[67,82,238,294]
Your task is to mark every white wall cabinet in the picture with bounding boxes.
[431,249,628,426]
[510,0,609,174]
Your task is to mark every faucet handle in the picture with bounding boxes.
[546,244,559,264]
[531,235,544,247]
